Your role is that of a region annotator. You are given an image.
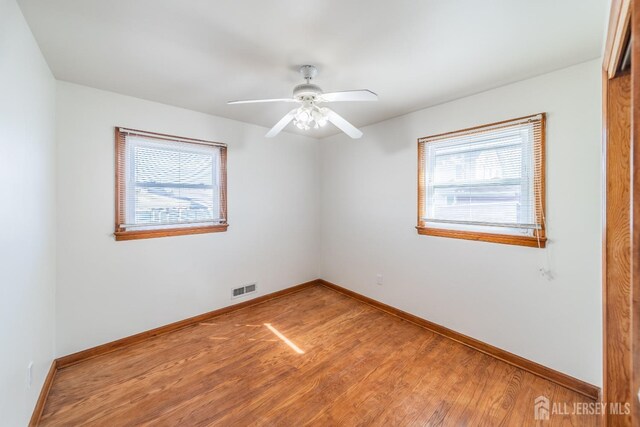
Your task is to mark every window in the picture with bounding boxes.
[115,128,227,240]
[417,114,546,248]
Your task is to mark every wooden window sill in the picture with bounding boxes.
[416,226,546,248]
[115,224,228,241]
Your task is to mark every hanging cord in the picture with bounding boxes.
[533,122,553,280]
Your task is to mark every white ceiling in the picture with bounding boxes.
[18,0,607,139]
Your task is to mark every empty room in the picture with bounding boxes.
[2,0,640,425]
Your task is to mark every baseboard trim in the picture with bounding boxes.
[318,279,600,401]
[28,360,58,427]
[57,279,320,369]
[31,279,319,425]
[31,276,599,426]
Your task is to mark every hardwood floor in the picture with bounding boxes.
[40,285,597,426]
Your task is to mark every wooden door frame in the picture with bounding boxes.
[632,1,640,423]
[602,0,640,426]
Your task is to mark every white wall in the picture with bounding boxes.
[55,82,320,356]
[0,0,57,424]
[320,60,602,385]
[0,3,604,419]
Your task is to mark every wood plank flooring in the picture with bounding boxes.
[40,285,597,426]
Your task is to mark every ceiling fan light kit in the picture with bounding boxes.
[293,104,328,130]
[228,65,377,139]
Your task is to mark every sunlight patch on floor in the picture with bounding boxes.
[264,323,305,354]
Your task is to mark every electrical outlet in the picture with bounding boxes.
[27,361,33,389]
[376,274,383,286]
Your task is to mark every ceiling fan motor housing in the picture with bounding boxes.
[293,83,322,99]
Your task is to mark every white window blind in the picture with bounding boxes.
[418,114,545,239]
[116,128,227,234]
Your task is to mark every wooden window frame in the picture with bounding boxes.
[114,127,228,241]
[416,114,546,248]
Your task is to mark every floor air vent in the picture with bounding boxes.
[231,283,257,299]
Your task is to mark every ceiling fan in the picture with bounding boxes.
[228,65,377,139]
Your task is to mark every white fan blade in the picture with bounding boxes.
[228,98,297,105]
[320,90,377,102]
[326,108,363,139]
[266,109,297,138]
